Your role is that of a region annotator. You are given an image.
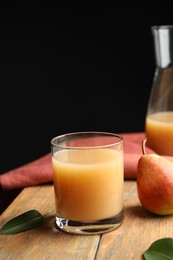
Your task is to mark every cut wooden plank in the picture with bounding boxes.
[0,181,172,259]
[96,181,173,260]
[0,185,100,259]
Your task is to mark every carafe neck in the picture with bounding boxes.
[152,25,173,68]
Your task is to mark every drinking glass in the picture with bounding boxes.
[51,131,124,235]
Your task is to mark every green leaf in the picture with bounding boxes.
[0,209,43,235]
[143,238,173,260]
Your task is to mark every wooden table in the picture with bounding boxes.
[0,181,172,259]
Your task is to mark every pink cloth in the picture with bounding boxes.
[1,132,173,190]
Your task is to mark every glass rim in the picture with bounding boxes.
[50,131,123,149]
[151,24,173,30]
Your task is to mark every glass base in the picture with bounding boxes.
[55,208,124,235]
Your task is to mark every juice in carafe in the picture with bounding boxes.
[146,111,173,156]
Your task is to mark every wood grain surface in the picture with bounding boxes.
[0,181,172,259]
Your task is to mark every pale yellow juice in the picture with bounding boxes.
[52,149,124,221]
[146,111,173,156]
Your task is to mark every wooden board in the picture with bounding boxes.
[0,181,172,259]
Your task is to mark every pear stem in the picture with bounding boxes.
[142,139,147,155]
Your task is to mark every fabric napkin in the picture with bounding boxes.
[1,132,173,191]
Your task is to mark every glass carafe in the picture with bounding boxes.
[145,25,173,156]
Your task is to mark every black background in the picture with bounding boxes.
[1,5,173,173]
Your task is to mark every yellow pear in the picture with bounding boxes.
[137,139,173,215]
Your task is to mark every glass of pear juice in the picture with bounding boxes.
[51,131,124,235]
